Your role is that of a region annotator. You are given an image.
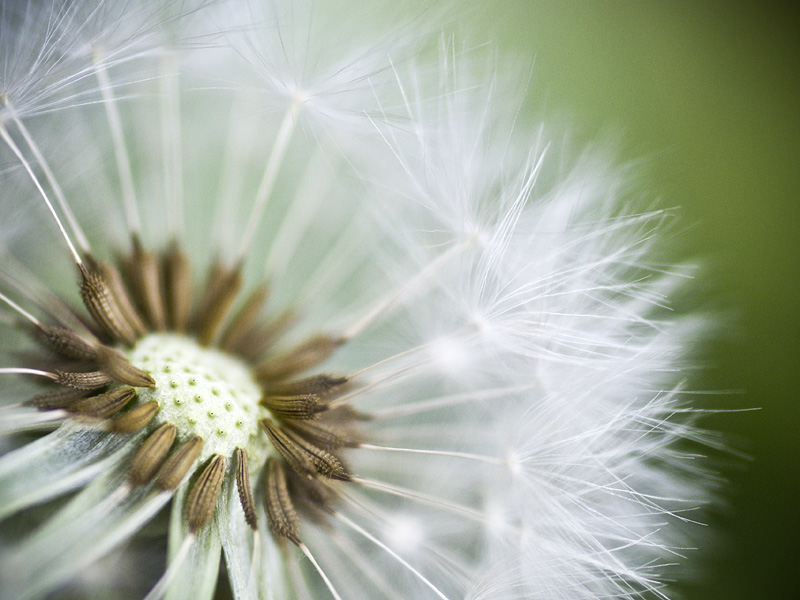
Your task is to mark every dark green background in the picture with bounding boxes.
[472,2,799,598]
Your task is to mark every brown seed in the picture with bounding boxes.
[235,448,258,530]
[289,429,349,480]
[126,239,167,331]
[265,459,300,545]
[25,386,90,410]
[79,262,141,346]
[36,324,98,361]
[285,467,337,524]
[53,369,113,390]
[192,262,243,346]
[316,405,368,447]
[155,435,204,490]
[96,260,148,338]
[194,262,227,322]
[289,432,350,481]
[69,387,136,419]
[129,423,177,486]
[95,345,155,388]
[261,418,316,478]
[220,284,269,352]
[283,419,350,450]
[24,387,91,410]
[164,242,191,332]
[109,400,160,433]
[261,394,325,420]
[260,418,350,481]
[265,374,349,399]
[184,454,226,532]
[230,308,295,363]
[256,334,344,382]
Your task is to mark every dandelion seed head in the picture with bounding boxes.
[0,1,721,599]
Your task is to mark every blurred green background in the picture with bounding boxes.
[470,1,799,598]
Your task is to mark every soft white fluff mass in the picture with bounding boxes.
[0,1,712,599]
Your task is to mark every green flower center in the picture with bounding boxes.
[126,333,270,467]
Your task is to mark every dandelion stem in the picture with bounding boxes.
[264,145,338,279]
[332,350,452,412]
[0,125,83,266]
[345,342,429,380]
[326,361,425,411]
[351,476,486,525]
[287,549,313,600]
[0,247,94,334]
[291,217,367,309]
[325,343,433,409]
[370,383,535,419]
[357,443,506,466]
[0,409,68,434]
[212,92,258,251]
[0,291,40,326]
[297,542,343,600]
[341,240,471,340]
[93,56,140,239]
[90,484,133,523]
[236,100,301,264]
[6,109,91,254]
[333,511,452,600]
[246,532,262,599]
[160,54,184,239]
[143,533,196,600]
[329,530,407,600]
[0,367,57,380]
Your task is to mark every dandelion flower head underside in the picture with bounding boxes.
[0,1,715,599]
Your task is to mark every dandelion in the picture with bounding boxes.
[0,1,714,599]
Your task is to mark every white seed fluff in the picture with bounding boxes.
[0,1,718,599]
